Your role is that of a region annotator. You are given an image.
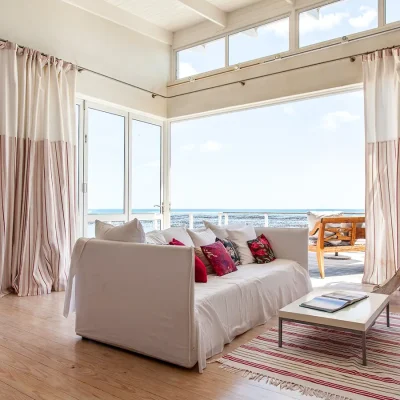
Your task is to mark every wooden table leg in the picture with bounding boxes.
[362,331,367,366]
[279,318,283,347]
[387,303,390,327]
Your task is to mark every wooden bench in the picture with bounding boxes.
[308,216,365,279]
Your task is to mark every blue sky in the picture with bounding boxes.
[171,90,365,210]
[178,0,400,78]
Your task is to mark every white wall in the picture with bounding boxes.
[0,0,170,118]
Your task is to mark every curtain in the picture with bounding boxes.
[0,42,77,296]
[363,48,400,286]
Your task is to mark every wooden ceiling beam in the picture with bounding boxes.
[177,0,227,27]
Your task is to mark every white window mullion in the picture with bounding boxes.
[163,121,171,229]
[290,8,298,52]
[379,0,386,27]
[82,100,89,237]
[125,114,130,222]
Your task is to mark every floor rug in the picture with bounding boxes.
[217,313,400,400]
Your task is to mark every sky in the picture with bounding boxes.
[177,0,400,78]
[171,90,365,210]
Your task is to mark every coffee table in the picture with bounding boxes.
[278,290,390,366]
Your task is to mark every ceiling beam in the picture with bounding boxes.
[177,0,227,27]
[62,0,173,45]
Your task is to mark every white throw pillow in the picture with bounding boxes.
[95,219,146,243]
[146,230,167,245]
[203,221,245,240]
[187,228,216,247]
[227,225,257,265]
[160,226,194,246]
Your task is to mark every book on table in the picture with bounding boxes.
[300,291,369,313]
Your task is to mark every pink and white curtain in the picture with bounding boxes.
[363,48,400,285]
[0,42,77,296]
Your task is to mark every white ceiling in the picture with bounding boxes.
[102,0,206,32]
[62,0,293,45]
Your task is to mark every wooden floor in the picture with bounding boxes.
[0,278,399,400]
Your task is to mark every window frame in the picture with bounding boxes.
[227,15,291,67]
[297,0,381,50]
[171,0,398,84]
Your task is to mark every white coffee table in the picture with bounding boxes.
[278,290,390,366]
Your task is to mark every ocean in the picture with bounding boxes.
[87,209,364,233]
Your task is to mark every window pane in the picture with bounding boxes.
[171,91,365,218]
[177,38,225,79]
[386,0,400,24]
[229,18,289,65]
[87,108,125,214]
[131,120,161,213]
[299,0,378,48]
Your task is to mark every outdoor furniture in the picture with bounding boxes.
[278,290,390,366]
[308,216,365,278]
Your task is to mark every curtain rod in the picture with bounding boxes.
[2,25,400,100]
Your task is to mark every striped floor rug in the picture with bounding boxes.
[217,313,400,400]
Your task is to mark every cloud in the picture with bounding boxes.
[200,140,222,152]
[180,144,195,151]
[178,62,198,79]
[283,105,295,115]
[349,6,377,28]
[321,111,360,131]
[300,12,349,34]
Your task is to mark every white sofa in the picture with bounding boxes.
[64,227,311,372]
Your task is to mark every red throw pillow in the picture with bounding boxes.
[247,234,276,264]
[200,241,238,276]
[169,238,207,283]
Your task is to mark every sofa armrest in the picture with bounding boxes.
[73,239,196,368]
[255,228,309,271]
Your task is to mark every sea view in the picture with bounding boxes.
[87,209,365,234]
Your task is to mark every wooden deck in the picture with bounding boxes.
[308,251,364,279]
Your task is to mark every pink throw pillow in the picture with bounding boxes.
[200,241,238,277]
[247,234,276,264]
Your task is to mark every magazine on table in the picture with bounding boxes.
[300,291,369,313]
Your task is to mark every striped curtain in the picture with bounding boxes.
[0,42,77,296]
[362,48,400,286]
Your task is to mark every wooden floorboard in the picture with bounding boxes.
[0,278,399,400]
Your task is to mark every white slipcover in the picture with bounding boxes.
[64,228,311,372]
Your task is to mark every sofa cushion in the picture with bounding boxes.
[203,221,245,240]
[95,219,145,243]
[146,230,167,245]
[201,241,237,277]
[226,225,257,265]
[247,234,276,264]
[216,238,241,266]
[161,227,194,246]
[169,239,207,283]
[187,228,216,247]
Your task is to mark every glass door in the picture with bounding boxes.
[84,103,128,237]
[79,101,164,237]
[130,118,163,231]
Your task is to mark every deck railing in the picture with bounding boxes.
[170,211,365,229]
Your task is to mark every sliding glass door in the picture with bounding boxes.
[79,101,164,237]
[131,119,162,231]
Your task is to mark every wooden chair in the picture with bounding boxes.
[308,216,365,279]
